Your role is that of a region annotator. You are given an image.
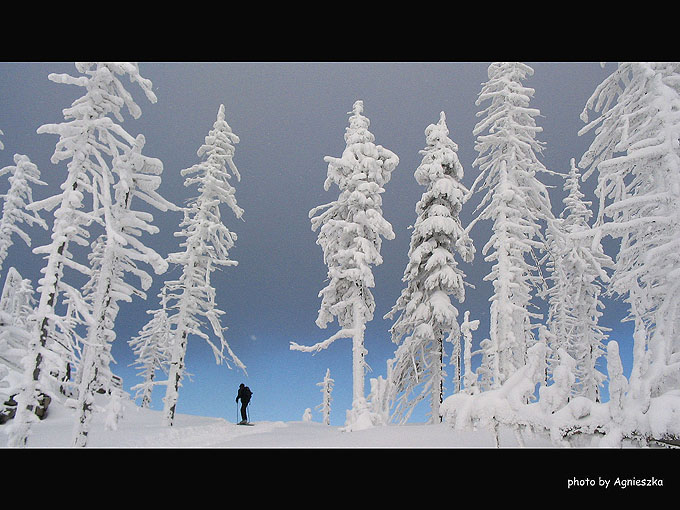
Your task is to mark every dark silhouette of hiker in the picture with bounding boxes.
[236,383,252,424]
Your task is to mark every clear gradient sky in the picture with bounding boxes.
[0,61,631,426]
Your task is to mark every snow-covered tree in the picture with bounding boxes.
[302,408,313,421]
[605,340,628,426]
[544,159,613,401]
[469,62,555,389]
[315,368,334,425]
[538,347,577,415]
[0,268,36,370]
[8,62,162,447]
[385,112,474,423]
[73,132,172,446]
[460,310,480,394]
[366,371,392,426]
[161,104,246,427]
[0,154,47,271]
[0,267,35,326]
[0,268,36,415]
[290,100,399,430]
[578,62,680,414]
[129,287,172,408]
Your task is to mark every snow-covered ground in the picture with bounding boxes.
[5,393,678,494]
[0,394,560,448]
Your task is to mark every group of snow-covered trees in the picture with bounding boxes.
[0,63,245,446]
[292,62,680,445]
[1,61,679,447]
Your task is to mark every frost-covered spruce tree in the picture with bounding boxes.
[73,133,172,447]
[161,104,246,427]
[129,287,172,408]
[316,368,334,425]
[470,62,555,389]
[544,159,612,401]
[0,154,47,271]
[290,100,399,430]
[579,62,680,412]
[385,112,474,423]
[8,62,160,447]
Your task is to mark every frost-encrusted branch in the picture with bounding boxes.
[290,328,357,354]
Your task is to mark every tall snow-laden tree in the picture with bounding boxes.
[129,287,172,408]
[8,62,162,447]
[544,159,613,401]
[290,100,399,430]
[161,104,246,427]
[385,112,474,424]
[578,62,680,411]
[469,62,555,389]
[0,154,47,271]
[73,133,172,447]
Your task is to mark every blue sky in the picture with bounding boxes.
[0,61,631,426]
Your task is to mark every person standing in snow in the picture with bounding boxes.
[236,383,252,424]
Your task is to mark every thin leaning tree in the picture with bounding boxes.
[290,100,398,430]
[73,131,172,447]
[161,104,246,427]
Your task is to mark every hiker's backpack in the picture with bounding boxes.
[243,386,252,401]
